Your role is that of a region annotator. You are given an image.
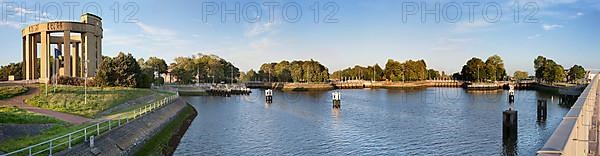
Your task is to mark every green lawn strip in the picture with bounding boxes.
[134,104,196,156]
[0,118,126,155]
[0,106,63,124]
[0,85,28,100]
[105,92,170,116]
[26,85,154,118]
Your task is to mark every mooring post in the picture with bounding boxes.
[332,91,341,108]
[537,99,547,121]
[503,110,518,140]
[265,89,273,103]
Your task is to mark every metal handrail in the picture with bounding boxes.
[1,94,179,156]
[537,75,599,155]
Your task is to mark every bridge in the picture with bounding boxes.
[537,75,599,155]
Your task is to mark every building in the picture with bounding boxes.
[22,13,103,83]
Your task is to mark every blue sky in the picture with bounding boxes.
[1,0,599,74]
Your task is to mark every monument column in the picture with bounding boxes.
[71,42,79,77]
[40,31,50,83]
[63,31,71,77]
[32,35,37,79]
[24,35,31,80]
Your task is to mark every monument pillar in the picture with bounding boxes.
[71,42,79,77]
[24,35,31,80]
[40,31,50,83]
[63,30,71,76]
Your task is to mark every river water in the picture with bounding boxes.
[174,88,570,156]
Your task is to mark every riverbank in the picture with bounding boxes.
[59,99,193,156]
[134,103,197,156]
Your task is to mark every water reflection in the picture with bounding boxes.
[175,88,572,155]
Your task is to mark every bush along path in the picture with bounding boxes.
[0,86,90,124]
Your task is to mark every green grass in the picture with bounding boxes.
[0,106,63,124]
[0,85,28,100]
[26,85,154,118]
[134,104,196,156]
[0,123,88,153]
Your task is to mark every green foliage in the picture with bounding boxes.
[567,65,586,82]
[382,59,429,82]
[534,56,567,83]
[0,106,62,124]
[0,86,28,100]
[513,71,529,80]
[170,54,239,84]
[0,62,23,81]
[96,52,142,88]
[332,64,384,81]
[459,55,506,82]
[239,69,259,82]
[258,60,329,82]
[427,69,441,80]
[26,85,152,118]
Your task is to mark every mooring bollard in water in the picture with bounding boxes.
[265,89,273,103]
[503,110,518,141]
[537,100,547,122]
[332,91,341,108]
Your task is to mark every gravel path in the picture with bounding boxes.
[0,86,91,124]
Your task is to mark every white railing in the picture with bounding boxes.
[1,94,179,156]
[537,75,599,155]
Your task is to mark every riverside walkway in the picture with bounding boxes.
[537,75,600,155]
[0,86,90,124]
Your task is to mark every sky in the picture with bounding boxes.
[1,0,599,74]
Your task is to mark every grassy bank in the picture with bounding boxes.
[0,123,89,153]
[134,104,197,156]
[0,85,28,100]
[0,106,62,124]
[26,85,153,118]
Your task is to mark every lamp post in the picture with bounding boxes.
[84,59,89,106]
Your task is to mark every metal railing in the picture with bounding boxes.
[537,75,599,155]
[1,94,179,156]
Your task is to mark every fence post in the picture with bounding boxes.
[28,146,32,156]
[84,128,87,141]
[49,141,53,156]
[96,123,100,136]
[109,120,112,130]
[69,134,72,148]
[119,118,121,126]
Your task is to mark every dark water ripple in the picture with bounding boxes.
[174,88,569,156]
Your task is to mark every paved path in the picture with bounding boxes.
[0,86,90,124]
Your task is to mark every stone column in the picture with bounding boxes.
[40,31,50,83]
[71,42,79,77]
[63,31,71,77]
[57,42,62,76]
[24,35,31,80]
[83,33,97,77]
[32,35,37,79]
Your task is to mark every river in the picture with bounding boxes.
[174,88,570,155]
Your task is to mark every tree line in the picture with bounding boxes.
[534,56,586,83]
[453,55,507,82]
[169,53,239,84]
[330,59,446,82]
[239,60,329,83]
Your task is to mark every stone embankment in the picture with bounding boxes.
[59,99,193,156]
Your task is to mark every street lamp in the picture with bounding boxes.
[84,59,89,106]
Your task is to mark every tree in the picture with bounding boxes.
[96,52,142,88]
[484,55,506,81]
[145,57,168,74]
[427,69,440,80]
[533,56,568,83]
[567,65,586,82]
[513,71,529,81]
[170,57,196,84]
[460,57,486,82]
[259,59,328,82]
[0,62,23,81]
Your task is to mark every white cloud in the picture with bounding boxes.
[245,22,277,37]
[577,12,585,16]
[528,34,542,39]
[453,20,494,33]
[542,24,564,31]
[135,22,176,37]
